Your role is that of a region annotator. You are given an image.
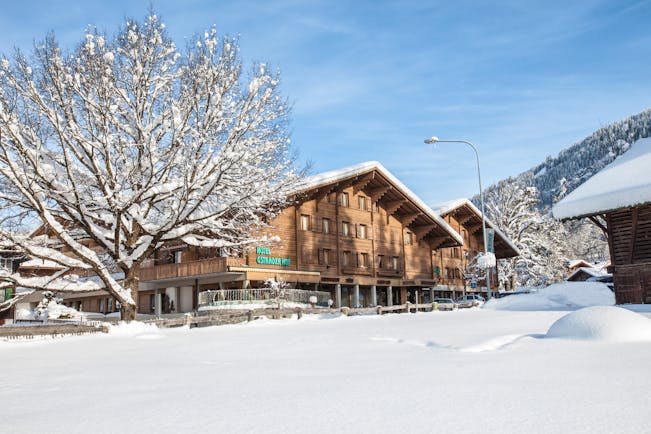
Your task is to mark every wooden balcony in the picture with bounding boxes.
[377,268,403,278]
[341,266,373,276]
[139,257,245,281]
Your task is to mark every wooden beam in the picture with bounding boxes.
[413,224,436,241]
[352,173,375,194]
[629,207,639,263]
[399,212,421,227]
[457,214,474,226]
[384,199,406,215]
[467,223,482,234]
[587,215,609,240]
[429,237,449,250]
[369,186,391,202]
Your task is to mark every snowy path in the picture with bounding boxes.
[1,309,649,433]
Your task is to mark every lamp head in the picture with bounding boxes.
[424,136,439,144]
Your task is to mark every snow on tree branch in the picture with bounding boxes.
[0,12,302,319]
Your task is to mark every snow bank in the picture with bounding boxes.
[546,306,651,342]
[106,321,164,339]
[483,281,614,311]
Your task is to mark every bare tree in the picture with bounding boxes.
[0,14,300,320]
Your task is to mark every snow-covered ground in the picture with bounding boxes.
[1,284,650,433]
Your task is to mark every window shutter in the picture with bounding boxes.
[355,224,360,238]
[318,249,324,265]
[312,216,318,232]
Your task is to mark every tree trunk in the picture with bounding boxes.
[120,268,141,321]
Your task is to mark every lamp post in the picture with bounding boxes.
[424,136,492,299]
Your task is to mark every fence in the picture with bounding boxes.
[198,288,331,308]
[143,301,443,329]
[0,323,109,340]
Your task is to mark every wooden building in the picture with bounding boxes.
[553,138,651,304]
[433,199,519,293]
[19,161,520,315]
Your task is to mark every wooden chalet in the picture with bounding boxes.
[16,161,526,315]
[553,138,651,304]
[433,198,519,292]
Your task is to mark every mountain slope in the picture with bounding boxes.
[486,108,651,210]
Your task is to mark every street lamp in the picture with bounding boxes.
[425,136,492,299]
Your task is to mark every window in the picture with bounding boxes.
[377,255,384,269]
[323,249,331,265]
[391,256,399,270]
[342,251,351,267]
[341,192,349,207]
[405,232,413,245]
[357,224,367,239]
[174,250,182,264]
[342,221,350,237]
[372,202,378,213]
[108,298,114,312]
[300,214,310,231]
[99,298,105,313]
[301,247,313,264]
[322,218,331,234]
[360,253,369,268]
[0,258,12,271]
[358,196,366,210]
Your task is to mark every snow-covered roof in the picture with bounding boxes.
[566,267,606,281]
[568,259,592,269]
[296,161,463,245]
[553,138,651,219]
[19,258,65,269]
[431,198,520,256]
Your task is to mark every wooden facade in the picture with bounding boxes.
[595,203,651,303]
[434,199,519,291]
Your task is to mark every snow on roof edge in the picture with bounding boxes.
[553,138,651,219]
[566,267,606,280]
[296,162,464,245]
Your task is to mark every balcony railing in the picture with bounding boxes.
[341,266,373,276]
[377,268,403,277]
[139,257,245,281]
[198,288,331,308]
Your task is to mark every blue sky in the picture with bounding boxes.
[1,0,650,205]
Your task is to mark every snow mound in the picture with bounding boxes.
[546,306,651,342]
[107,321,163,339]
[483,282,614,311]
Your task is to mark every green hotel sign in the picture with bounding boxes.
[256,247,291,267]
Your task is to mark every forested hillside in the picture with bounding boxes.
[486,109,651,210]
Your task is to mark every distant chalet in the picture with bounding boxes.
[553,138,651,304]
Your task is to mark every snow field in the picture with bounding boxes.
[1,305,650,434]
[484,281,615,311]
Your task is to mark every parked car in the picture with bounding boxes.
[433,298,457,311]
[456,294,485,308]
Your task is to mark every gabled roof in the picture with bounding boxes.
[566,266,606,281]
[568,259,593,269]
[553,138,651,219]
[294,161,463,248]
[431,198,520,258]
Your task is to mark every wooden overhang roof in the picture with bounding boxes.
[433,198,519,259]
[292,161,463,250]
